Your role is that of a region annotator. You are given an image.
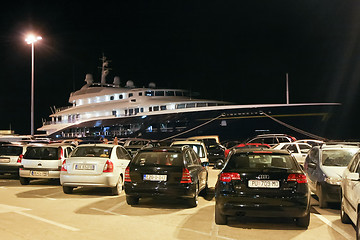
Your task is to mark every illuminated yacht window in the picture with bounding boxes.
[175,91,183,96]
[176,104,185,109]
[153,106,159,111]
[165,91,175,96]
[145,91,154,96]
[186,103,195,108]
[160,105,166,110]
[196,103,206,107]
[155,91,165,96]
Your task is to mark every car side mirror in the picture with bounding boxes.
[348,172,360,181]
[307,162,317,169]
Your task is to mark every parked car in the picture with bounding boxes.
[124,146,208,207]
[295,139,324,147]
[0,142,27,176]
[304,142,359,208]
[170,140,209,164]
[19,143,74,185]
[246,134,296,146]
[215,148,310,228]
[224,143,271,159]
[60,144,131,195]
[340,150,360,240]
[122,138,153,157]
[272,142,312,165]
[187,136,225,164]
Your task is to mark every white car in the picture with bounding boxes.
[19,143,74,185]
[340,150,360,239]
[0,143,27,176]
[170,140,209,164]
[60,144,131,195]
[272,142,312,165]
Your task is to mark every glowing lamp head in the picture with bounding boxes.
[25,34,42,44]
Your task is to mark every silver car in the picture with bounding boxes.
[0,143,27,176]
[19,143,74,185]
[60,144,131,195]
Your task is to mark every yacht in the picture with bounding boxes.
[38,57,339,141]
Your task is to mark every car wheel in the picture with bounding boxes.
[317,184,328,208]
[296,212,310,229]
[126,195,139,205]
[215,204,227,225]
[188,183,199,208]
[19,177,30,185]
[63,186,74,194]
[111,176,123,196]
[340,195,351,224]
[356,212,360,240]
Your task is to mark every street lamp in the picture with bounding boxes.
[25,34,42,136]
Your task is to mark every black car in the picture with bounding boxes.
[124,146,208,207]
[215,148,311,228]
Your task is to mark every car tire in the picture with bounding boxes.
[356,212,360,240]
[215,204,227,225]
[188,183,199,208]
[19,177,30,185]
[296,212,310,229]
[126,195,139,205]
[340,195,351,224]
[111,176,123,196]
[63,186,74,194]
[317,184,328,208]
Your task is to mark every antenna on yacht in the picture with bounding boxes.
[100,54,111,85]
[286,73,289,104]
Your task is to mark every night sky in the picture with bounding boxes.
[1,1,360,139]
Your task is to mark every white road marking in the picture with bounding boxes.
[313,213,353,240]
[15,211,80,231]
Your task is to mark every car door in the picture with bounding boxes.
[344,153,360,217]
[190,149,207,189]
[304,147,320,191]
[116,146,132,173]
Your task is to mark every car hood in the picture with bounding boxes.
[321,166,347,178]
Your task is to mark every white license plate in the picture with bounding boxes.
[31,171,49,177]
[143,174,167,181]
[0,158,10,163]
[75,164,95,170]
[248,180,280,188]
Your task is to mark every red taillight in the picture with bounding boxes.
[58,147,64,160]
[17,154,23,164]
[61,160,67,172]
[287,173,307,183]
[219,172,241,182]
[180,168,192,183]
[124,166,131,182]
[103,160,114,172]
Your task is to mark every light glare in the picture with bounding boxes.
[25,34,42,44]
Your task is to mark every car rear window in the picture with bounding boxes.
[226,153,297,170]
[133,152,183,166]
[322,148,358,166]
[24,147,59,160]
[0,146,23,156]
[71,146,113,158]
[172,144,205,158]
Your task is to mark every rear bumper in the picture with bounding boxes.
[320,182,341,203]
[216,193,310,218]
[124,182,196,199]
[19,169,60,179]
[60,173,118,187]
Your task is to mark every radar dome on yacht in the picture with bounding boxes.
[113,76,120,86]
[126,80,135,88]
[85,74,94,84]
[148,82,156,88]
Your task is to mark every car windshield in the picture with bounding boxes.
[0,146,23,156]
[172,144,205,158]
[322,148,359,166]
[226,153,296,170]
[24,147,59,160]
[133,152,183,166]
[71,146,112,158]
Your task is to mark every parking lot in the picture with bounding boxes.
[0,168,355,240]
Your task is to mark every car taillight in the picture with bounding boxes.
[287,173,307,183]
[219,172,241,182]
[61,160,67,172]
[58,147,64,160]
[124,166,131,182]
[17,154,23,164]
[103,160,114,172]
[180,168,192,183]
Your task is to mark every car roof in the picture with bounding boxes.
[171,140,205,145]
[233,148,291,155]
[76,143,118,147]
[138,146,184,153]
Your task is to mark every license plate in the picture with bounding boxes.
[0,158,10,163]
[31,171,49,177]
[75,164,95,170]
[143,174,167,181]
[248,180,280,188]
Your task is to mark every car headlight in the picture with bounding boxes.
[325,177,342,185]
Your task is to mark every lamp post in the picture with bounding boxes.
[25,34,42,136]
